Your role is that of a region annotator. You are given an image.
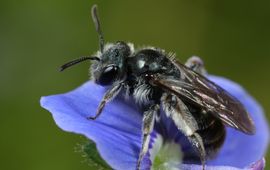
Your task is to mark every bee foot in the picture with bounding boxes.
[87,116,97,120]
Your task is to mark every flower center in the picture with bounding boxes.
[150,134,183,170]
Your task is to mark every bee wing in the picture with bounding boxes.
[150,61,255,135]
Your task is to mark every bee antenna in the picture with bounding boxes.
[91,5,105,53]
[59,56,100,72]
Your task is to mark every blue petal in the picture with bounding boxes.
[41,82,153,170]
[180,158,265,170]
[41,75,269,170]
[206,76,269,168]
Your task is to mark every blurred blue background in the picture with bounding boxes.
[0,0,269,169]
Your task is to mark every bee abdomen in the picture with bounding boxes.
[196,117,226,158]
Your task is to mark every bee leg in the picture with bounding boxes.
[188,133,206,170]
[87,83,123,120]
[161,93,206,169]
[185,56,207,75]
[161,93,199,136]
[136,104,160,170]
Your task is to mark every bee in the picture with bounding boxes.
[60,5,255,170]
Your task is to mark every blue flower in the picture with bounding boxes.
[40,75,269,170]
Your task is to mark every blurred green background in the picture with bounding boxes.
[0,0,269,170]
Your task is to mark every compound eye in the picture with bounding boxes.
[98,65,119,85]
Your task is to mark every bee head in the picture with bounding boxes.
[91,41,132,85]
[59,5,132,86]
